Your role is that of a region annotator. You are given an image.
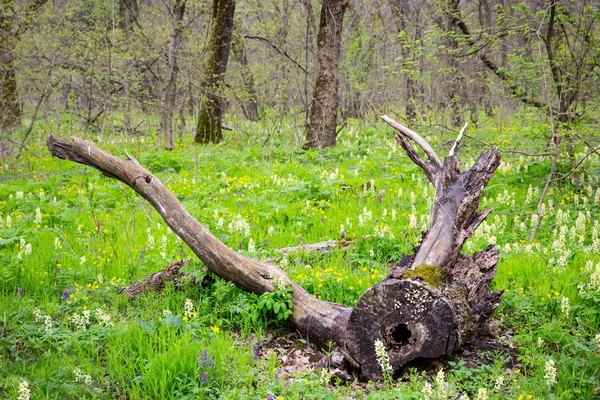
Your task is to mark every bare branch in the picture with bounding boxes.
[449,122,468,156]
[381,115,442,177]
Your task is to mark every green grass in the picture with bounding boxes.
[1,113,599,399]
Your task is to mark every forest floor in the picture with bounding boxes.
[0,113,599,399]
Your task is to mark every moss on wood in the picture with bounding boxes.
[403,264,448,288]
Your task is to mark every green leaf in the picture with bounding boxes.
[165,314,183,328]
[136,319,154,335]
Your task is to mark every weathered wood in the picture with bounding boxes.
[48,122,502,380]
[118,259,189,300]
[47,135,351,351]
[347,279,458,379]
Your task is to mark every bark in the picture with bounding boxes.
[118,259,189,300]
[0,0,21,130]
[0,42,20,131]
[304,0,349,149]
[161,0,186,150]
[48,115,502,380]
[232,33,260,121]
[47,134,350,350]
[0,0,48,131]
[119,0,139,32]
[195,0,235,144]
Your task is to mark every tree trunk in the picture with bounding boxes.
[161,0,186,150]
[232,33,260,121]
[0,0,21,131]
[304,0,349,149]
[47,115,502,380]
[119,0,139,32]
[195,0,235,144]
[0,43,20,131]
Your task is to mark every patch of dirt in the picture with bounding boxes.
[251,323,519,384]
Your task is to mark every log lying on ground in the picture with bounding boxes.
[47,117,501,380]
[118,259,190,300]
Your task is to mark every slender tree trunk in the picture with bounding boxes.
[0,43,20,131]
[161,0,186,150]
[232,33,260,121]
[118,0,139,31]
[0,0,21,131]
[195,0,236,144]
[304,0,349,149]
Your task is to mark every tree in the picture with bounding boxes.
[195,0,236,144]
[160,0,186,150]
[48,116,502,380]
[232,32,259,121]
[0,0,48,131]
[304,0,349,149]
[119,0,139,32]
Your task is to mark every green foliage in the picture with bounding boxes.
[1,116,600,399]
[256,283,294,322]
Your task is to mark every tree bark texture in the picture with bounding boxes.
[118,259,189,300]
[161,0,186,150]
[48,116,501,380]
[0,0,48,131]
[195,0,235,144]
[118,0,139,32]
[0,0,21,130]
[304,0,349,149]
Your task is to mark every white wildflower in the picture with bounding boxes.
[95,308,113,327]
[267,226,274,236]
[34,208,42,225]
[374,339,392,380]
[17,380,31,400]
[561,296,570,318]
[44,315,53,335]
[80,256,86,265]
[247,237,255,252]
[476,388,488,400]
[160,235,167,259]
[435,369,447,396]
[228,214,250,237]
[494,375,504,390]
[16,191,24,200]
[184,298,195,319]
[147,228,155,250]
[544,359,557,386]
[6,214,11,228]
[422,381,434,400]
[54,237,61,250]
[163,309,172,318]
[33,308,43,323]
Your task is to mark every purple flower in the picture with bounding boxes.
[208,357,214,369]
[17,287,24,295]
[61,289,72,301]
[201,372,208,385]
[266,395,274,400]
[200,349,208,370]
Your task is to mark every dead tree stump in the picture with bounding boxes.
[47,116,502,380]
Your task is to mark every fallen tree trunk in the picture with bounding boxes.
[47,116,501,380]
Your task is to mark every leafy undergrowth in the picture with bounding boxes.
[0,115,599,399]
